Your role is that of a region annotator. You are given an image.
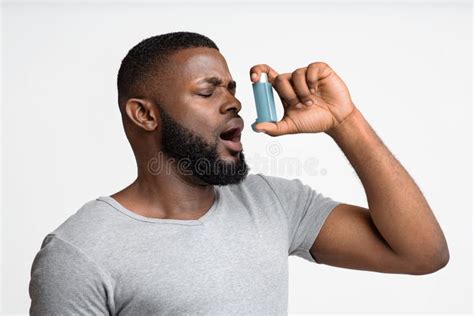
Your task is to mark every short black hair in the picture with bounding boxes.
[117,31,219,110]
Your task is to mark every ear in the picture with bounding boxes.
[124,98,159,131]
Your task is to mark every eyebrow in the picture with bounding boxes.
[196,77,237,90]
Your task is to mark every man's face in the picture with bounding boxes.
[156,47,249,185]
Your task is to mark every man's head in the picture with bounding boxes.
[117,32,249,186]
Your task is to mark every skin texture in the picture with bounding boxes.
[113,46,449,275]
[249,63,449,275]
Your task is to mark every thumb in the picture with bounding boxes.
[252,121,286,136]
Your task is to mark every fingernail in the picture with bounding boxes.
[305,100,313,106]
[251,122,258,132]
[295,103,303,108]
[251,73,258,81]
[310,88,316,94]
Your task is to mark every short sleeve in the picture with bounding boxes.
[29,234,114,315]
[257,174,341,263]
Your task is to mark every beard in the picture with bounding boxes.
[158,105,249,186]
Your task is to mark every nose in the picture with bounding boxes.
[219,92,242,115]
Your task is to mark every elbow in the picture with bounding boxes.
[409,247,450,275]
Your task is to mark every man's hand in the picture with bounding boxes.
[250,62,356,136]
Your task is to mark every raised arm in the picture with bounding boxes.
[249,62,449,275]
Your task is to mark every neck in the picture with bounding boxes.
[111,154,216,220]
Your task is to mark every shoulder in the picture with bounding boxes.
[46,198,124,256]
[29,233,114,314]
[239,173,307,201]
[221,173,302,209]
[31,234,106,276]
[222,173,279,198]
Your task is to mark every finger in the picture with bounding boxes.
[253,120,290,137]
[249,64,279,84]
[306,62,332,93]
[291,67,314,107]
[273,73,303,109]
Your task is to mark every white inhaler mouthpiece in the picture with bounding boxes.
[259,72,269,83]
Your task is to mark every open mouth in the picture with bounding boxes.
[219,125,243,153]
[220,128,241,142]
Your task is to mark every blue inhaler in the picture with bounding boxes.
[252,72,277,132]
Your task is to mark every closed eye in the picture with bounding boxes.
[198,93,213,98]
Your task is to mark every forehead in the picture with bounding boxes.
[168,47,231,82]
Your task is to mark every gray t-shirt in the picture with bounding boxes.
[29,173,341,315]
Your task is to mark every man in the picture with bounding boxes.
[29,32,449,315]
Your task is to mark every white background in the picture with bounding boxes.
[2,0,472,314]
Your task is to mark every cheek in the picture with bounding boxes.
[180,98,209,121]
[182,108,220,137]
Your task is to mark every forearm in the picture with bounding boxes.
[326,106,449,267]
